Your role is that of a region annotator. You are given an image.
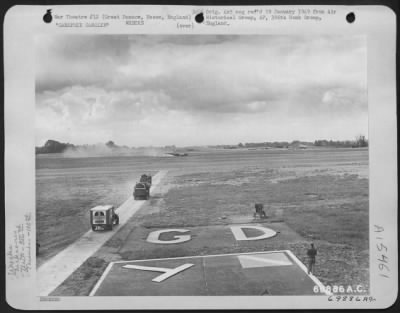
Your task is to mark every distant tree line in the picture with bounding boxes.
[212,136,368,150]
[36,139,125,154]
[314,140,352,147]
[36,135,368,154]
[35,140,75,154]
[314,135,368,148]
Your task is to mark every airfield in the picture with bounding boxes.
[36,148,369,296]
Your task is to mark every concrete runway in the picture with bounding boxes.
[37,170,168,296]
[89,251,328,296]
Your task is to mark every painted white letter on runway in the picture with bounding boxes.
[123,263,194,282]
[230,225,276,241]
[147,229,191,244]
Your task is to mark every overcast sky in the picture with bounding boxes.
[35,35,367,147]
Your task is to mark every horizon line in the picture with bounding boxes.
[36,137,369,149]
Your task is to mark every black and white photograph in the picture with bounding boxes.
[35,34,369,297]
[4,5,397,310]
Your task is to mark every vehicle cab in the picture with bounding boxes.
[140,174,152,188]
[90,205,119,231]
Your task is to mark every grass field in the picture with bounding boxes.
[159,169,369,288]
[36,147,369,296]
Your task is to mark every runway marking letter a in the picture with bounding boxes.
[122,263,194,282]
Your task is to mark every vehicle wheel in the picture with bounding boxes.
[115,216,119,225]
[92,226,97,231]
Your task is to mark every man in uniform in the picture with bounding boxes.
[307,243,317,274]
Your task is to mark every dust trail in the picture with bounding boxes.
[63,146,174,158]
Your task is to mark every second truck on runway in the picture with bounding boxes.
[133,174,152,200]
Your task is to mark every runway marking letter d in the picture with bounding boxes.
[230,225,277,241]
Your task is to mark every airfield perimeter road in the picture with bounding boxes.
[37,170,168,296]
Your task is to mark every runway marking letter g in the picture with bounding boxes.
[147,229,191,244]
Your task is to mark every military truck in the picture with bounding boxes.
[134,182,150,200]
[90,205,119,231]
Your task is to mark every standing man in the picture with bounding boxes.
[307,243,317,274]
